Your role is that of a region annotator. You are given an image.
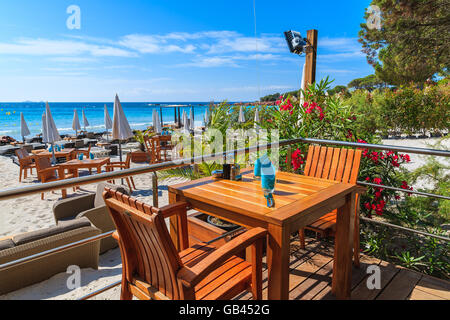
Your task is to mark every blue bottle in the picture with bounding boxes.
[260,154,276,208]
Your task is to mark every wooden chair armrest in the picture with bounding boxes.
[38,166,59,174]
[355,185,367,195]
[177,227,267,288]
[159,202,190,218]
[107,162,126,166]
[105,164,127,169]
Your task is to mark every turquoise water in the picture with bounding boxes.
[0,102,210,140]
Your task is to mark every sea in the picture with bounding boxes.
[0,102,212,140]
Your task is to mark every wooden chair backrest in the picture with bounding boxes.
[143,135,161,163]
[303,145,362,184]
[124,152,132,168]
[152,137,162,162]
[143,135,153,153]
[35,156,57,180]
[103,188,184,300]
[15,149,31,166]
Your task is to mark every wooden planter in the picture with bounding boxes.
[187,213,244,249]
[130,151,150,163]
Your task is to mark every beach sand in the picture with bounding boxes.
[0,137,448,300]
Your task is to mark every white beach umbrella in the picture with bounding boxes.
[104,104,112,141]
[44,102,61,164]
[189,107,195,130]
[20,112,30,142]
[112,94,133,162]
[82,109,90,131]
[41,112,48,145]
[254,107,261,130]
[72,109,81,136]
[182,110,189,133]
[153,109,162,134]
[204,109,209,127]
[104,104,112,130]
[238,106,245,123]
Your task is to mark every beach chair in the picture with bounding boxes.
[143,135,160,163]
[105,153,136,191]
[103,188,266,300]
[156,135,173,161]
[15,149,36,182]
[298,145,363,267]
[34,157,75,200]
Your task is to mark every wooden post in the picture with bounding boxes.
[304,29,318,86]
[152,172,159,207]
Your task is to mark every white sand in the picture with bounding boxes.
[0,137,448,300]
[0,153,187,300]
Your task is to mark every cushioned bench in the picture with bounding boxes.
[0,218,101,295]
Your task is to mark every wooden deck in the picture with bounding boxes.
[234,236,450,300]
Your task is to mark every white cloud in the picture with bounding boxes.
[176,56,239,68]
[0,38,135,57]
[119,34,196,54]
[206,36,285,54]
[318,51,365,62]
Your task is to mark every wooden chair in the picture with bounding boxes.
[75,145,92,159]
[143,135,161,164]
[298,145,363,267]
[105,153,136,191]
[158,135,173,161]
[34,157,75,200]
[103,187,267,300]
[15,149,36,182]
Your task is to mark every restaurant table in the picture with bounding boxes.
[168,169,360,300]
[58,157,111,178]
[32,148,76,162]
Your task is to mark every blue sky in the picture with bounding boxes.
[0,0,373,102]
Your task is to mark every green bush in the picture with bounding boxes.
[343,81,450,136]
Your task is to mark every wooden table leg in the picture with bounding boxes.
[266,223,290,300]
[332,192,355,299]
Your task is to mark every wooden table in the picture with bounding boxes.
[58,157,110,177]
[32,148,76,162]
[168,169,359,300]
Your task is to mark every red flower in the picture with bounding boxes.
[375,191,382,198]
[400,154,411,162]
[373,177,382,185]
[287,148,304,171]
[346,130,353,139]
[364,203,371,210]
